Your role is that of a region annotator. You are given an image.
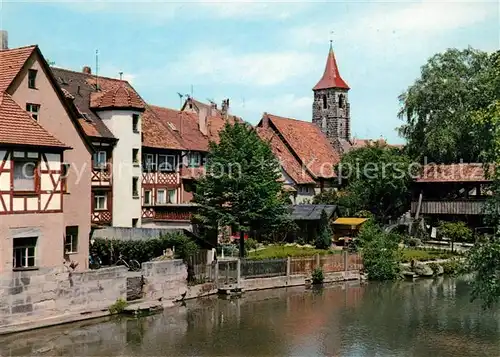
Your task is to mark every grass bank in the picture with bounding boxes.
[401,248,458,263]
[247,245,340,260]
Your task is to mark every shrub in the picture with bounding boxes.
[246,238,258,251]
[407,237,422,247]
[440,259,461,275]
[311,267,324,285]
[315,210,332,250]
[439,221,473,243]
[109,298,127,314]
[360,223,401,281]
[92,232,198,265]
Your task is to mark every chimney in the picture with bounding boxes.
[0,30,8,50]
[198,106,208,136]
[221,99,229,119]
[261,112,269,128]
[82,66,91,74]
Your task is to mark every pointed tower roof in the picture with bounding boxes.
[313,43,349,91]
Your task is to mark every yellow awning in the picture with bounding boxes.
[333,217,368,226]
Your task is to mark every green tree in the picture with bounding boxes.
[193,122,288,257]
[359,222,401,280]
[439,221,473,251]
[336,143,414,223]
[398,48,497,163]
[315,209,332,249]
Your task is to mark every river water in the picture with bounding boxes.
[1,277,499,357]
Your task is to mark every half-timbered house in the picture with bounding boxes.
[0,42,92,271]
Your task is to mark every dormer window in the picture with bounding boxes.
[26,103,40,121]
[28,69,37,89]
[132,114,140,133]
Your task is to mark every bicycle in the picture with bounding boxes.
[114,254,141,272]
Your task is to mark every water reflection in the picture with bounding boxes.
[0,278,498,357]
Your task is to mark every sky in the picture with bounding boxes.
[1,0,499,144]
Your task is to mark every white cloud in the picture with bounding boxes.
[160,46,318,87]
[289,0,497,47]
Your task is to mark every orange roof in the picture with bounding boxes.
[313,44,349,91]
[0,45,36,92]
[256,126,315,184]
[90,85,144,111]
[417,163,493,183]
[0,92,68,149]
[261,113,339,179]
[351,138,404,150]
[141,105,185,150]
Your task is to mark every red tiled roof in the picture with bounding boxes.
[313,44,349,91]
[51,67,147,139]
[0,45,36,92]
[417,163,493,183]
[90,85,145,111]
[257,126,315,184]
[0,92,68,149]
[261,113,339,179]
[141,105,185,150]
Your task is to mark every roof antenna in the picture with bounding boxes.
[119,71,123,80]
[95,49,99,91]
[329,31,334,49]
[177,92,184,109]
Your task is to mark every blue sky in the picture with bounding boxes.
[1,0,498,143]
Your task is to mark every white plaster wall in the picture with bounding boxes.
[99,110,142,227]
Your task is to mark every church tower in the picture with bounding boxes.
[312,42,351,152]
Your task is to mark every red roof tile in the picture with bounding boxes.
[313,44,349,91]
[90,85,144,111]
[261,113,339,179]
[141,105,185,150]
[0,92,68,149]
[417,163,493,183]
[257,126,315,184]
[0,45,36,92]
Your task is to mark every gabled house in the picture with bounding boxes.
[0,42,92,271]
[256,112,340,203]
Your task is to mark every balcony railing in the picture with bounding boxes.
[411,199,487,215]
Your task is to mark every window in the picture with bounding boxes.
[93,151,107,169]
[144,153,156,171]
[322,94,327,109]
[26,103,40,120]
[132,218,139,227]
[132,177,139,198]
[157,189,166,204]
[61,163,70,193]
[144,190,152,205]
[65,226,78,254]
[13,160,37,192]
[339,94,345,109]
[132,114,140,133]
[168,189,177,204]
[188,152,201,168]
[13,237,37,269]
[94,194,107,210]
[158,154,176,172]
[132,148,140,165]
[28,69,37,89]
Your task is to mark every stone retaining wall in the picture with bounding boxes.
[0,266,127,332]
[142,260,188,302]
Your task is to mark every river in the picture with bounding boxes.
[1,277,499,357]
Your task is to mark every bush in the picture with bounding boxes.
[407,237,422,247]
[311,267,324,285]
[315,210,332,250]
[92,232,198,265]
[246,238,258,251]
[440,259,461,275]
[109,298,127,314]
[360,223,401,281]
[439,221,473,243]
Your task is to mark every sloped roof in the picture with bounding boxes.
[261,113,339,179]
[0,92,68,149]
[51,67,145,139]
[0,45,36,92]
[313,44,349,91]
[290,204,338,221]
[256,126,315,184]
[141,105,185,150]
[416,163,493,183]
[90,85,145,111]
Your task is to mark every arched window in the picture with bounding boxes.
[322,94,327,109]
[338,94,345,109]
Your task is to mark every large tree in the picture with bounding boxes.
[398,48,497,163]
[335,143,414,223]
[193,122,288,257]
